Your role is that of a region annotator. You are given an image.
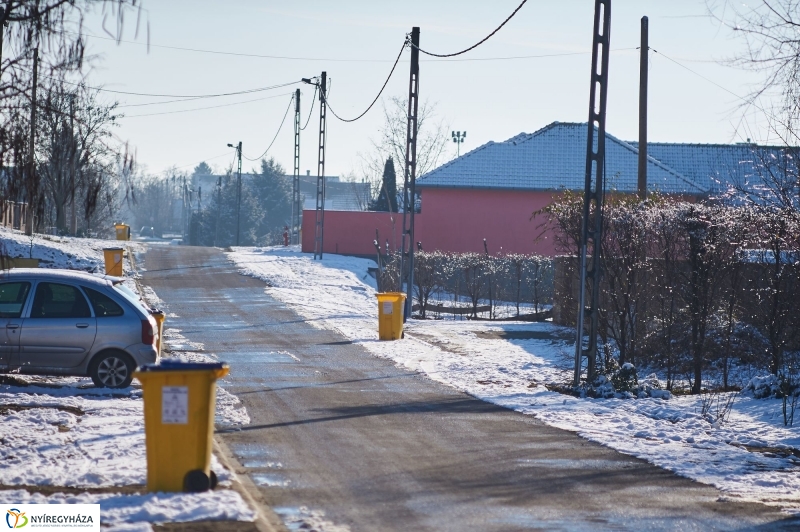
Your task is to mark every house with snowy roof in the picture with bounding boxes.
[301,121,793,257]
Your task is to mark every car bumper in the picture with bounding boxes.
[135,346,159,366]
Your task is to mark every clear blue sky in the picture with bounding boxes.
[80,0,770,179]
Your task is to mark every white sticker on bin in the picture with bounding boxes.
[162,385,188,424]
[382,301,393,315]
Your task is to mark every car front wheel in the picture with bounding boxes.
[91,352,134,388]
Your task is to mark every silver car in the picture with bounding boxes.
[0,269,159,388]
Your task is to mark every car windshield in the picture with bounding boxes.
[113,284,150,315]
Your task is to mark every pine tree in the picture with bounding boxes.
[249,158,291,243]
[372,157,398,212]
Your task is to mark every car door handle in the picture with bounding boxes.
[76,323,90,329]
[6,324,18,329]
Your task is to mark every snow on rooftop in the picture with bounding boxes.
[418,122,793,196]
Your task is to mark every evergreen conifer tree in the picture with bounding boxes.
[372,157,398,212]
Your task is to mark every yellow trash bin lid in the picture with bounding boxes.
[136,359,229,379]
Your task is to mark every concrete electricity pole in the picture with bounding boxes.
[574,0,611,386]
[25,47,39,236]
[399,27,421,320]
[69,94,78,235]
[228,141,243,246]
[310,72,327,260]
[214,175,222,247]
[638,16,648,200]
[292,88,301,245]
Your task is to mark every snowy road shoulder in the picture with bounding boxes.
[230,246,800,513]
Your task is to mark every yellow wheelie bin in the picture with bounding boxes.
[151,309,166,357]
[115,223,130,241]
[376,292,406,340]
[134,360,230,492]
[102,247,124,276]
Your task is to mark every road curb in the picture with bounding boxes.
[213,436,288,532]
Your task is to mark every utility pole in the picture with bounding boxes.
[214,175,222,247]
[292,88,301,245]
[637,16,648,200]
[227,142,243,246]
[69,94,78,235]
[24,47,39,236]
[399,27,421,320]
[181,175,187,242]
[314,71,327,260]
[574,0,611,386]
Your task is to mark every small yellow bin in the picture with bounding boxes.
[102,247,124,276]
[151,310,166,357]
[134,360,230,492]
[376,292,406,341]
[115,223,130,241]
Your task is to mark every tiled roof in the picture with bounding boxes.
[630,141,795,195]
[417,122,798,196]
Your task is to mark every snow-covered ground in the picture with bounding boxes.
[0,228,254,531]
[231,245,800,513]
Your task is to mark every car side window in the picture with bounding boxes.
[0,282,31,318]
[30,282,92,319]
[82,286,124,317]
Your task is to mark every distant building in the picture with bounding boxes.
[190,171,370,213]
[296,171,370,212]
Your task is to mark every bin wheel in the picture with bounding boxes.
[210,470,218,490]
[184,469,210,492]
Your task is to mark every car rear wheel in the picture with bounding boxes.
[91,351,134,388]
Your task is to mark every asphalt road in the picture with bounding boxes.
[142,245,800,532]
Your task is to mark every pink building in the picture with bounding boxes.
[301,189,558,257]
[303,122,713,257]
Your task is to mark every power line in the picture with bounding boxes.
[439,48,637,62]
[652,50,751,106]
[244,94,295,161]
[118,96,210,108]
[650,49,800,145]
[300,84,317,131]
[120,92,294,118]
[325,40,407,123]
[95,79,300,99]
[71,28,397,63]
[412,0,529,58]
[71,27,631,64]
[46,73,301,99]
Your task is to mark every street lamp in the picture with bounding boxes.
[452,130,466,157]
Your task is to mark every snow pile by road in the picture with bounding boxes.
[0,226,140,272]
[0,232,254,528]
[230,246,800,512]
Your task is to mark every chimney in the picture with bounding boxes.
[306,170,311,176]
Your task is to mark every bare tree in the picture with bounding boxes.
[0,1,143,233]
[358,96,449,201]
[708,0,800,142]
[37,78,120,233]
